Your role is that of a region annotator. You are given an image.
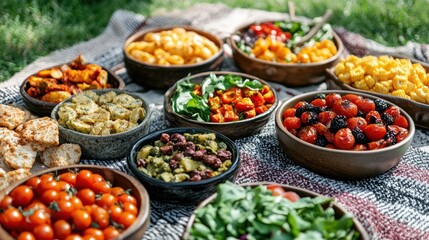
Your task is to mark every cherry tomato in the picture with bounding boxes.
[352,144,368,151]
[365,110,382,124]
[90,206,109,229]
[110,187,125,197]
[312,122,327,135]
[17,231,36,240]
[56,181,71,192]
[83,228,104,240]
[95,193,116,209]
[91,174,104,183]
[368,139,388,150]
[2,207,23,230]
[117,194,138,206]
[71,210,91,231]
[24,209,51,231]
[385,106,401,119]
[53,220,72,240]
[109,205,123,223]
[40,189,59,205]
[333,128,355,150]
[77,188,96,206]
[0,195,13,210]
[325,93,341,108]
[342,93,362,104]
[116,211,136,229]
[103,226,121,240]
[123,202,138,216]
[364,124,387,142]
[26,201,50,215]
[26,177,41,189]
[69,196,83,210]
[57,191,71,201]
[294,101,307,109]
[282,108,296,118]
[32,224,54,240]
[76,170,94,190]
[323,131,335,143]
[37,180,58,196]
[52,200,74,221]
[283,117,301,130]
[347,117,367,131]
[396,128,409,143]
[64,234,84,240]
[59,172,77,186]
[39,174,54,183]
[310,98,326,107]
[298,126,318,144]
[318,111,336,125]
[332,99,358,118]
[355,98,375,114]
[92,181,111,194]
[393,115,409,128]
[283,191,300,202]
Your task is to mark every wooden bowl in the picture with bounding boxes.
[0,165,150,240]
[275,90,415,180]
[228,20,344,87]
[20,65,125,117]
[183,182,369,240]
[163,71,278,139]
[51,89,151,160]
[127,127,240,205]
[123,26,224,89]
[326,59,429,129]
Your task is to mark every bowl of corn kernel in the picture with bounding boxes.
[228,19,343,87]
[123,26,224,89]
[326,55,429,128]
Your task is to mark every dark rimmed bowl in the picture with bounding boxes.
[127,127,240,205]
[20,64,125,117]
[275,90,415,180]
[123,25,224,89]
[51,89,151,160]
[228,20,344,87]
[0,165,150,240]
[163,71,279,139]
[182,182,369,240]
[326,58,429,129]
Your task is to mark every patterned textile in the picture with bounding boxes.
[1,3,429,240]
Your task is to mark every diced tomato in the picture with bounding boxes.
[261,85,271,95]
[235,98,255,112]
[283,191,300,202]
[267,185,285,196]
[192,85,202,96]
[243,109,256,119]
[222,104,233,112]
[250,91,265,107]
[210,113,224,123]
[208,96,221,111]
[263,90,275,104]
[256,105,268,115]
[224,110,239,122]
[221,89,237,104]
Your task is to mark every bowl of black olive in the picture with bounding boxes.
[127,127,240,205]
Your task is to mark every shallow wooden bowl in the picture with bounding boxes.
[0,165,150,240]
[275,90,415,180]
[163,71,278,139]
[228,20,344,87]
[123,25,224,89]
[20,65,125,117]
[182,182,369,240]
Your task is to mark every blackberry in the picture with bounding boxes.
[315,136,328,147]
[374,99,388,113]
[352,127,368,144]
[301,111,318,125]
[329,115,347,133]
[356,110,365,118]
[369,115,382,124]
[384,130,397,145]
[381,112,394,125]
[295,106,306,117]
[304,104,323,114]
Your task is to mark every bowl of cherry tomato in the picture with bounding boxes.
[228,20,344,87]
[123,26,224,89]
[0,165,150,240]
[163,71,278,139]
[275,90,415,180]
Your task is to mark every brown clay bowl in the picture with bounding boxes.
[228,20,344,87]
[123,26,224,89]
[275,90,415,180]
[20,64,125,117]
[0,165,150,240]
[326,58,429,129]
[163,71,279,139]
[182,182,369,240]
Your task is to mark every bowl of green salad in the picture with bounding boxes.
[163,71,279,139]
[182,182,369,240]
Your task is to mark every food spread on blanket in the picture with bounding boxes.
[0,104,81,191]
[334,55,429,104]
[234,21,337,63]
[172,73,275,122]
[25,55,113,103]
[281,93,410,150]
[135,132,233,182]
[0,168,139,239]
[57,90,146,135]
[186,182,360,240]
[126,27,219,65]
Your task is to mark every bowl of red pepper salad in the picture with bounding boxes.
[163,71,278,139]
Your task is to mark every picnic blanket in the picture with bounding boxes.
[1,3,429,240]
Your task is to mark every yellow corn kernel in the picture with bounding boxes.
[410,91,426,103]
[391,89,409,99]
[350,67,365,82]
[380,80,393,91]
[392,75,408,90]
[338,73,351,84]
[345,62,355,72]
[372,82,389,94]
[364,75,376,89]
[334,62,346,76]
[352,79,369,90]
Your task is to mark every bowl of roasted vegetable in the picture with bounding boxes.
[183,182,369,240]
[164,71,278,139]
[20,54,125,116]
[51,89,151,160]
[326,54,429,129]
[275,90,415,180]
[123,26,224,89]
[0,165,150,240]
[127,127,240,205]
[229,19,343,86]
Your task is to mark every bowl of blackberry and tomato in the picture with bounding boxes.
[228,19,344,87]
[127,127,240,205]
[123,26,224,89]
[275,90,415,180]
[0,165,150,240]
[163,71,278,139]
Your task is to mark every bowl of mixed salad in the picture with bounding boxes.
[229,19,344,86]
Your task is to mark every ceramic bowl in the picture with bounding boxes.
[182,182,369,240]
[163,71,279,139]
[228,20,344,87]
[127,127,240,205]
[51,89,151,160]
[326,58,429,129]
[123,26,224,89]
[275,90,415,180]
[0,165,150,240]
[20,64,125,117]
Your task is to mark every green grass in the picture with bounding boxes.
[1,0,428,82]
